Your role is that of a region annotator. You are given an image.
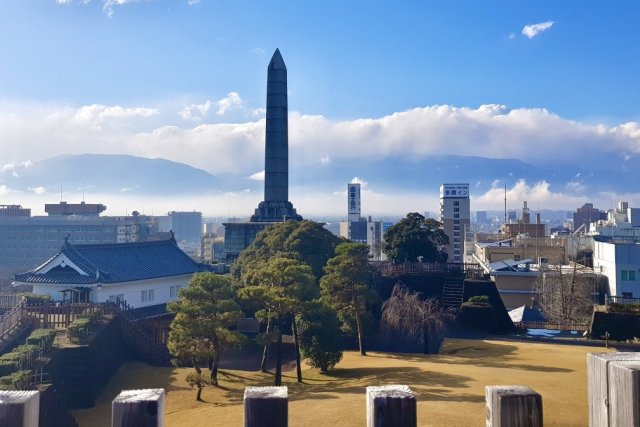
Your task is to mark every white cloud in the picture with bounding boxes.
[248,170,265,181]
[187,0,200,5]
[474,179,585,211]
[179,100,212,123]
[251,47,266,55]
[350,177,368,188]
[55,0,198,17]
[1,99,640,213]
[216,92,243,116]
[522,21,555,39]
[29,187,47,195]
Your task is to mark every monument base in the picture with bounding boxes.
[250,201,302,223]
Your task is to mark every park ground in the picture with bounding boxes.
[73,338,611,427]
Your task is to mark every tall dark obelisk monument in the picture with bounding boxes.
[223,49,302,262]
[251,48,302,222]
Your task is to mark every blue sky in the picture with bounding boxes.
[2,1,639,121]
[1,1,639,216]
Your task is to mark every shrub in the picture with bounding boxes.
[0,360,18,377]
[467,295,490,304]
[0,370,32,390]
[297,301,343,372]
[26,329,56,353]
[0,345,39,370]
[19,293,52,306]
[67,317,93,344]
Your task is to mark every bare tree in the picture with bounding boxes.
[533,261,599,325]
[382,282,454,354]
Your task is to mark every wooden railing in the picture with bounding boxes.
[0,302,26,341]
[376,261,483,278]
[0,295,21,310]
[515,321,589,332]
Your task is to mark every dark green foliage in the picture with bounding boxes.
[296,301,343,372]
[383,213,449,263]
[0,344,39,371]
[168,272,244,395]
[0,360,18,377]
[321,242,378,356]
[467,295,490,304]
[233,220,341,282]
[67,317,94,344]
[19,293,53,305]
[0,370,32,390]
[26,329,56,351]
[608,303,640,313]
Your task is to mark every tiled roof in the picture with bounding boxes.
[15,238,210,285]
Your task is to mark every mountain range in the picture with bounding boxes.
[0,153,632,197]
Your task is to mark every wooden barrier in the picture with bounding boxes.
[0,390,40,427]
[244,386,288,427]
[608,361,640,427]
[485,385,542,427]
[0,303,25,340]
[366,385,416,427]
[111,389,164,427]
[587,352,640,427]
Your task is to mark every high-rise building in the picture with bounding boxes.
[440,183,470,263]
[348,183,361,222]
[573,203,606,232]
[476,211,488,224]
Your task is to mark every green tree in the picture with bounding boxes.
[320,242,377,356]
[239,257,315,385]
[296,300,343,372]
[233,220,341,282]
[167,273,244,399]
[383,213,449,263]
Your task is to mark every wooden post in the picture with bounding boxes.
[111,388,164,427]
[366,385,416,427]
[608,360,640,427]
[587,352,640,427]
[485,385,542,427]
[243,386,287,427]
[0,390,40,427]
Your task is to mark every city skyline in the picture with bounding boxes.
[1,1,639,216]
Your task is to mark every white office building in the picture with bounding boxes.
[440,183,471,263]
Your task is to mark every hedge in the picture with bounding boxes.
[0,370,32,390]
[67,317,93,344]
[18,293,53,306]
[0,344,40,370]
[26,328,56,351]
[0,360,19,377]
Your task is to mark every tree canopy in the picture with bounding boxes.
[383,212,449,263]
[233,220,342,282]
[320,242,377,355]
[167,273,244,399]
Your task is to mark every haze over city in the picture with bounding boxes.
[1,1,639,216]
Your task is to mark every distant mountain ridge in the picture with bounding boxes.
[0,153,632,197]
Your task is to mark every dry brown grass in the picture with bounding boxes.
[73,338,610,426]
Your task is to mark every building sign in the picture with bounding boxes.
[440,184,469,198]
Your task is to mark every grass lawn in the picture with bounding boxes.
[73,338,610,426]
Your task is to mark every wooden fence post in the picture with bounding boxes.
[608,360,640,427]
[0,390,40,427]
[366,385,416,427]
[587,352,640,427]
[243,386,288,427]
[485,385,542,427]
[111,388,164,427]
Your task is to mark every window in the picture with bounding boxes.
[453,231,460,236]
[148,289,154,302]
[454,207,460,212]
[141,290,148,303]
[170,285,183,298]
[453,201,459,206]
[454,213,459,219]
[622,270,636,281]
[454,220,460,224]
[108,294,124,303]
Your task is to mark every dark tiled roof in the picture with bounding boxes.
[15,238,209,285]
[126,303,170,320]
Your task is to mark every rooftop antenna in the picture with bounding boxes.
[60,183,63,202]
[82,181,85,203]
[504,182,507,226]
